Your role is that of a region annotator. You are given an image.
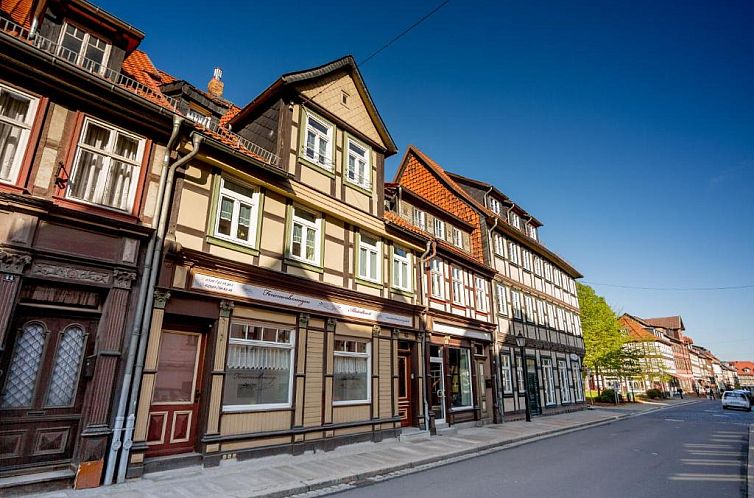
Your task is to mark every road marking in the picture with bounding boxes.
[664,418,685,422]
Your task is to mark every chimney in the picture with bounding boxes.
[207,67,224,98]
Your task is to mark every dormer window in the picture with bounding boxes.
[509,212,521,229]
[58,23,111,75]
[489,197,501,214]
[434,218,445,239]
[186,108,211,128]
[413,208,426,231]
[452,227,463,249]
[528,224,538,240]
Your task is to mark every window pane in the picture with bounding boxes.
[368,250,377,280]
[333,355,368,401]
[295,208,316,224]
[218,197,233,236]
[60,26,83,63]
[291,223,302,257]
[0,122,24,181]
[0,89,31,122]
[1,323,46,408]
[114,134,138,161]
[82,123,110,150]
[101,159,134,211]
[153,333,199,403]
[45,326,85,407]
[305,228,316,260]
[69,150,105,203]
[309,117,328,135]
[84,35,106,67]
[305,130,316,160]
[224,342,291,406]
[359,247,367,277]
[448,348,473,409]
[237,203,251,240]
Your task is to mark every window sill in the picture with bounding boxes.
[299,156,336,178]
[206,235,260,256]
[344,179,373,196]
[390,287,415,297]
[53,196,139,223]
[285,257,324,274]
[222,404,293,413]
[449,406,474,413]
[355,277,383,289]
[333,400,371,407]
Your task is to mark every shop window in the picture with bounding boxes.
[333,338,370,404]
[223,322,295,411]
[67,118,145,212]
[0,83,39,184]
[448,347,473,410]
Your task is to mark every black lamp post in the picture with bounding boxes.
[515,332,532,422]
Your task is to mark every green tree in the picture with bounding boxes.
[577,283,626,392]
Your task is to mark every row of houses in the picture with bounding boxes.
[0,0,585,491]
[614,314,744,396]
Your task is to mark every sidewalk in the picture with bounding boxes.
[38,399,699,498]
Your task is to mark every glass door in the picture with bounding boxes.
[429,346,446,424]
[526,357,541,416]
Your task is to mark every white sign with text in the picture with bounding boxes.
[191,273,413,328]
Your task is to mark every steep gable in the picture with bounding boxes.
[296,70,384,149]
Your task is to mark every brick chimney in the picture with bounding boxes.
[207,67,224,98]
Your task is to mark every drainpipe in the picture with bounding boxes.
[103,115,183,486]
[115,133,203,484]
[418,239,435,432]
[486,215,503,423]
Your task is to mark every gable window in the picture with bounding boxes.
[214,177,260,247]
[430,258,444,299]
[67,118,145,212]
[0,84,38,184]
[489,197,501,214]
[289,206,322,265]
[452,227,463,249]
[559,360,571,403]
[345,137,371,189]
[357,233,380,282]
[475,277,488,312]
[500,353,513,393]
[434,218,445,239]
[511,290,522,319]
[542,357,555,405]
[392,246,412,292]
[58,23,111,74]
[303,112,333,170]
[451,267,465,305]
[413,207,426,231]
[528,225,538,240]
[496,283,508,316]
[223,322,295,410]
[333,338,371,404]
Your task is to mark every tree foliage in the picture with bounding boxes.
[576,283,626,372]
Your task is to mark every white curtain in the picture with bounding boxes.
[227,344,290,370]
[334,355,368,374]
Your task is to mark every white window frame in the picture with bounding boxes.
[572,360,584,401]
[542,357,556,406]
[559,360,571,403]
[213,177,261,247]
[475,276,488,313]
[544,262,553,282]
[522,248,532,271]
[392,245,412,292]
[516,356,525,393]
[509,241,520,265]
[413,208,426,231]
[500,353,513,393]
[496,283,508,316]
[536,299,546,326]
[302,110,334,170]
[494,234,506,258]
[66,117,145,212]
[451,267,465,306]
[333,339,372,405]
[528,224,538,240]
[509,212,521,229]
[289,206,322,265]
[511,290,522,319]
[452,226,463,249]
[434,218,445,239]
[0,83,39,185]
[345,136,371,190]
[223,322,296,412]
[57,22,112,75]
[534,257,542,276]
[430,258,444,299]
[357,232,381,283]
[524,295,534,323]
[489,197,501,214]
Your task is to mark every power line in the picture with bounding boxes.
[583,282,754,291]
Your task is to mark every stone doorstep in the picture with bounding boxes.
[0,468,75,496]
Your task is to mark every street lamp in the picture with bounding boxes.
[515,332,532,422]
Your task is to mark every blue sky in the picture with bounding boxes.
[101,0,753,360]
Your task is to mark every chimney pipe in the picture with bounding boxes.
[208,67,224,98]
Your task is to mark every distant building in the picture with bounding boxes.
[728,361,754,390]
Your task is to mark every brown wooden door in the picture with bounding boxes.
[0,315,95,472]
[398,348,414,427]
[145,331,204,457]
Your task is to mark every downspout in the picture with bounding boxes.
[419,239,435,432]
[115,132,204,483]
[486,214,503,423]
[103,114,183,486]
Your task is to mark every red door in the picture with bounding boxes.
[145,331,204,457]
[398,343,415,427]
[0,315,95,473]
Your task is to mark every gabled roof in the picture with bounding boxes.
[643,316,684,331]
[620,313,670,344]
[229,55,397,155]
[728,361,754,375]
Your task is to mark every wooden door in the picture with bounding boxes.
[0,315,95,472]
[397,346,414,427]
[526,357,541,416]
[145,331,204,457]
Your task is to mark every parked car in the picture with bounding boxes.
[721,391,752,411]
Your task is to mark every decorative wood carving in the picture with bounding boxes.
[219,300,234,318]
[0,250,32,275]
[153,290,171,309]
[113,269,137,289]
[29,263,110,284]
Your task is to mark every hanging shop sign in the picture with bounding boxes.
[191,273,413,327]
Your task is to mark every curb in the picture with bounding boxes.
[252,401,698,498]
[746,424,754,498]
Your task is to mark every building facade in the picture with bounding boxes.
[729,361,754,390]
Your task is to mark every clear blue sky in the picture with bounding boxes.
[101,0,753,360]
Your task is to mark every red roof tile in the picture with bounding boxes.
[728,361,754,375]
[643,316,684,330]
[1,0,33,29]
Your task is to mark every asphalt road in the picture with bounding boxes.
[332,400,752,498]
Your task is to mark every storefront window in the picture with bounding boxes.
[223,322,295,411]
[448,347,473,410]
[333,338,371,404]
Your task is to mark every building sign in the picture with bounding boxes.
[191,273,413,328]
[432,321,491,341]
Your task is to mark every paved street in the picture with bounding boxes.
[332,400,752,498]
